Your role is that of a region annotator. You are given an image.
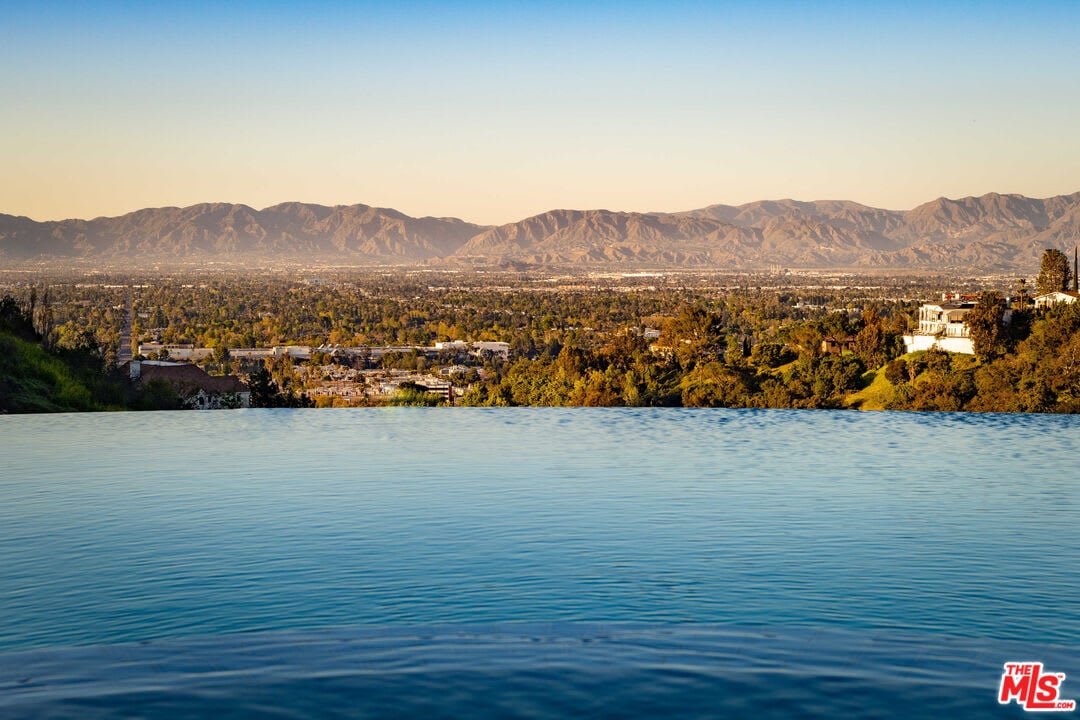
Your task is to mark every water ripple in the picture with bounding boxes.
[1,408,1078,652]
[0,624,1073,720]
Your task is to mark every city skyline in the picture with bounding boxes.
[3,1,1079,225]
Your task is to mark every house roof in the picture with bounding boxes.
[128,362,248,396]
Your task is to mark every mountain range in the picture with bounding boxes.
[3,192,1080,271]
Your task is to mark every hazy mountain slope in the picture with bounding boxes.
[462,193,1080,269]
[455,210,760,265]
[3,193,1080,270]
[0,203,488,261]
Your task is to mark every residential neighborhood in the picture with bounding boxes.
[131,340,506,407]
[137,340,510,363]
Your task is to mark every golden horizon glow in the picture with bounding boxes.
[2,2,1079,226]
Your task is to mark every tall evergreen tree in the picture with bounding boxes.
[247,365,280,407]
[1036,248,1071,295]
[966,292,1006,362]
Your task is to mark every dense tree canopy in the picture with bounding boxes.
[5,264,1080,414]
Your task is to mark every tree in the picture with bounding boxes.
[783,323,824,360]
[853,310,887,368]
[820,311,854,341]
[247,365,281,407]
[811,354,865,403]
[212,342,231,374]
[751,342,794,369]
[679,362,756,407]
[598,329,648,371]
[965,292,1006,362]
[1013,278,1028,311]
[390,381,442,406]
[884,358,908,385]
[660,305,725,368]
[0,295,37,340]
[1036,248,1071,295]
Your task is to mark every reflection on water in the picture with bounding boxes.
[0,624,1075,719]
[0,408,1078,716]
[2,408,1077,649]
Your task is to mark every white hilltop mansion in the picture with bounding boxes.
[903,293,1013,356]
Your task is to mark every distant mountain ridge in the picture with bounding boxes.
[3,193,1080,271]
[0,203,486,263]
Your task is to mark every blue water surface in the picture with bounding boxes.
[1,408,1077,718]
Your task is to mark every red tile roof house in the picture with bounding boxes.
[124,360,250,409]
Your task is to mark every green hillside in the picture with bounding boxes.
[0,330,99,412]
[0,296,141,413]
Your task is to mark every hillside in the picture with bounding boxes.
[3,192,1080,270]
[0,298,182,413]
[0,203,488,263]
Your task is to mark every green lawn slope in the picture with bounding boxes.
[845,366,892,410]
[0,330,100,412]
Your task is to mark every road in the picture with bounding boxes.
[116,291,133,366]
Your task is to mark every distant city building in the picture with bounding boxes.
[137,343,212,361]
[470,341,510,359]
[433,340,509,359]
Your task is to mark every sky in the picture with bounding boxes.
[2,1,1079,225]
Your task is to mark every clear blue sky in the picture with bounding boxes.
[2,1,1078,223]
